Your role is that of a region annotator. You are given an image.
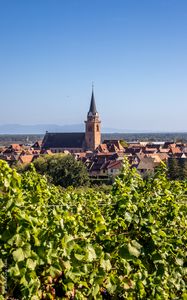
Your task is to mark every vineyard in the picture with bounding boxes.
[0,159,186,299]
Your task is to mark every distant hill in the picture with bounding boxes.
[1,124,180,135]
[0,124,85,134]
[0,124,131,134]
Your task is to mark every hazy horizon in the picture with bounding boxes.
[1,123,187,135]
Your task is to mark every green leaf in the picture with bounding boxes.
[131,240,142,250]
[22,243,31,258]
[119,243,141,259]
[124,212,132,222]
[9,264,20,277]
[0,259,4,270]
[128,243,141,258]
[92,284,100,297]
[31,296,40,300]
[20,275,28,286]
[182,293,187,300]
[176,258,183,266]
[74,253,85,261]
[60,218,64,229]
[100,259,112,271]
[26,258,37,270]
[95,223,106,232]
[119,245,131,259]
[4,178,10,188]
[12,248,25,262]
[86,245,97,262]
[5,198,13,209]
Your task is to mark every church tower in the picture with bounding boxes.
[85,86,101,151]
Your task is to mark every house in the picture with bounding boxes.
[102,140,124,152]
[0,153,19,166]
[125,147,142,155]
[172,153,186,159]
[144,147,158,154]
[3,144,23,154]
[18,154,34,165]
[154,153,169,162]
[137,157,159,174]
[96,143,109,153]
[169,147,182,155]
[32,140,42,150]
[159,148,170,153]
[40,149,54,155]
[107,160,123,176]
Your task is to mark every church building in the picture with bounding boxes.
[42,88,101,152]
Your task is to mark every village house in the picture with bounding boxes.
[1,136,187,180]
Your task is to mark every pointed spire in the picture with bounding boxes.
[88,84,97,116]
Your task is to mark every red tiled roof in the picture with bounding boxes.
[170,147,182,154]
[159,148,170,153]
[145,147,158,152]
[19,155,34,164]
[107,160,123,170]
[9,144,22,151]
[96,152,116,157]
[97,143,109,153]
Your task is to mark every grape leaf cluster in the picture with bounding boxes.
[0,159,186,299]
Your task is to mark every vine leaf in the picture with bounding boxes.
[12,248,25,262]
[119,242,141,259]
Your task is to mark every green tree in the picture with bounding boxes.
[32,154,90,187]
[178,158,187,180]
[167,157,179,179]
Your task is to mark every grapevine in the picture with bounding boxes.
[0,159,186,299]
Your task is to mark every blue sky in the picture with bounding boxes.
[0,0,187,132]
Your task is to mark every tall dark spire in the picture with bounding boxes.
[88,84,97,115]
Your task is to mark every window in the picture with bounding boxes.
[88,126,92,132]
[97,125,99,132]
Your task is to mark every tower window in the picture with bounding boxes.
[88,126,92,132]
[97,125,99,132]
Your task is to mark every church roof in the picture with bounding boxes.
[42,132,85,149]
[88,88,98,116]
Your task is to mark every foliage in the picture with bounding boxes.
[168,157,187,180]
[0,159,186,299]
[119,140,128,148]
[17,154,90,188]
[167,157,179,180]
[178,158,187,180]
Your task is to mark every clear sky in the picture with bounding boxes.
[0,0,187,132]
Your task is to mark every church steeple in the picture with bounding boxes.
[88,85,97,116]
[85,86,101,151]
